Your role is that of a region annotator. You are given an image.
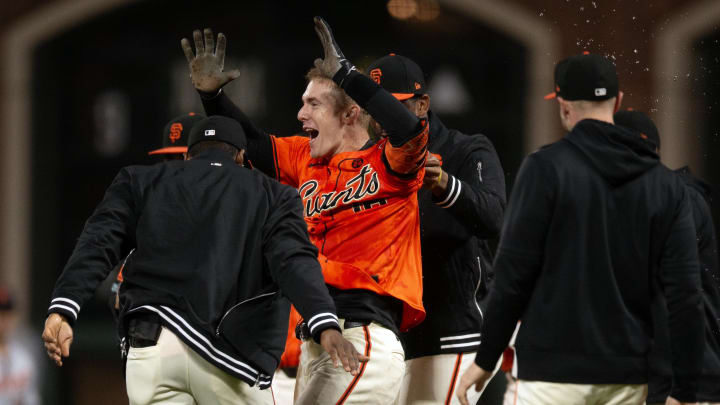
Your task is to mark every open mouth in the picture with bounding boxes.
[305,128,319,140]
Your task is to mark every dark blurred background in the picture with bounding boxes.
[0,0,718,403]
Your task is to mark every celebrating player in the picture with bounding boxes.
[182,17,429,404]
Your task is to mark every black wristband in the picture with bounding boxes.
[197,88,222,100]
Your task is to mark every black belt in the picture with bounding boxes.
[295,318,369,341]
[127,312,162,348]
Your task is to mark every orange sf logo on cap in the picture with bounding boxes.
[414,82,421,90]
[370,68,382,84]
[169,123,183,143]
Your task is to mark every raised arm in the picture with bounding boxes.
[181,28,277,175]
[312,17,428,174]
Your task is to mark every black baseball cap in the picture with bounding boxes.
[149,112,206,155]
[188,116,247,151]
[614,109,660,149]
[545,53,619,101]
[367,54,426,100]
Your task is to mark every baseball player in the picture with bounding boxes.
[457,53,704,405]
[42,115,365,404]
[181,17,429,404]
[363,54,507,405]
[614,110,720,405]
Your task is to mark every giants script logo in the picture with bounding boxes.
[298,164,380,217]
[169,123,183,143]
[370,69,382,84]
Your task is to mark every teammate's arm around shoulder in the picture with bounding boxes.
[261,185,368,374]
[312,17,428,175]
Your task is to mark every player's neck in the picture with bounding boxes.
[334,126,370,155]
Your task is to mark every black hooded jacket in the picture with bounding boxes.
[648,167,720,403]
[474,119,704,402]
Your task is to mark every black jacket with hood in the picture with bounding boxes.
[648,167,720,403]
[401,112,506,359]
[474,119,704,402]
[47,149,340,389]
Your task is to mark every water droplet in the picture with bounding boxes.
[632,16,636,20]
[539,12,544,16]
[592,1,597,8]
[633,49,638,54]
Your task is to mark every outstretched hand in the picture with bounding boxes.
[181,28,240,93]
[456,363,493,405]
[320,329,369,376]
[312,16,356,82]
[42,313,73,367]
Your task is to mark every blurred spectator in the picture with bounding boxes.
[0,286,40,405]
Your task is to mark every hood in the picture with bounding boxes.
[565,119,660,186]
[674,166,714,204]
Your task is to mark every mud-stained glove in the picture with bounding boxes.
[181,28,240,94]
[313,16,357,86]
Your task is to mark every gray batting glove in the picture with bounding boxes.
[313,16,356,85]
[181,28,240,93]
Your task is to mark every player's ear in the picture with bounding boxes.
[235,149,245,166]
[343,105,360,125]
[417,94,430,117]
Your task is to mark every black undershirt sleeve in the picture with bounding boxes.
[335,71,424,148]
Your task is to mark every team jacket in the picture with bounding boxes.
[202,72,429,332]
[401,111,506,359]
[648,167,720,403]
[47,149,340,388]
[474,120,704,402]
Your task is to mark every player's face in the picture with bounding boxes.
[298,79,344,159]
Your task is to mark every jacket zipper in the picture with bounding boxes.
[215,291,277,335]
[474,256,483,322]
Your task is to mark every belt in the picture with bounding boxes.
[127,312,162,348]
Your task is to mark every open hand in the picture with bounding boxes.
[312,16,356,82]
[320,329,369,376]
[181,28,240,93]
[42,313,73,367]
[456,363,493,405]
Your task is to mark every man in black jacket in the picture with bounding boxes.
[42,116,365,404]
[457,54,704,405]
[614,110,720,405]
[365,54,507,404]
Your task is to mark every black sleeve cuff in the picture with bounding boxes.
[670,376,699,403]
[474,345,503,372]
[47,297,81,325]
[307,312,341,343]
[432,174,463,208]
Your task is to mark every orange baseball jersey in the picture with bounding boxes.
[269,132,428,332]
